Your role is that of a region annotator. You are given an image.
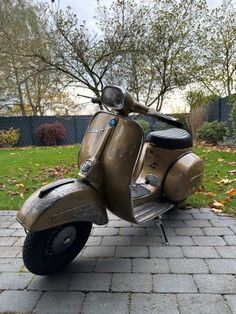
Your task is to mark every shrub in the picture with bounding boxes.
[136,119,151,133]
[197,121,229,144]
[36,122,67,146]
[0,128,20,147]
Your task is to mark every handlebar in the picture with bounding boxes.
[91,95,183,129]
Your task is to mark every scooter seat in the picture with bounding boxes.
[146,128,193,149]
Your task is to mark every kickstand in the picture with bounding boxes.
[155,215,169,245]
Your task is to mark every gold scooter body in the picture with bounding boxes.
[16,85,203,275]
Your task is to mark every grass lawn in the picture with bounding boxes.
[0,145,235,215]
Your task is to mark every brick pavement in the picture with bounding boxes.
[0,208,235,313]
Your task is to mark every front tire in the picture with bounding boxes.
[23,221,92,275]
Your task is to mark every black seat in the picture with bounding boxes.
[146,128,193,149]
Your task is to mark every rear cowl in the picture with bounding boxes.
[163,153,204,201]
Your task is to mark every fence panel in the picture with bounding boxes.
[0,115,92,147]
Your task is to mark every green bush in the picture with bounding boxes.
[0,128,20,147]
[136,119,151,133]
[197,121,229,144]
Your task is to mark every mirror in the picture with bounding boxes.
[102,86,124,109]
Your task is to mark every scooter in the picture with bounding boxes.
[17,85,204,275]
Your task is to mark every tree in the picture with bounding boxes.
[98,0,208,111]
[0,0,63,116]
[196,0,236,97]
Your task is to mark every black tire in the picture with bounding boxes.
[23,221,92,275]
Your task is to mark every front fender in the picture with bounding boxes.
[17,178,108,232]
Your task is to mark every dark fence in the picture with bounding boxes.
[0,115,92,147]
[206,96,233,132]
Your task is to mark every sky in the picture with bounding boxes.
[46,0,223,30]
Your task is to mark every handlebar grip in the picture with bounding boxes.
[157,114,183,128]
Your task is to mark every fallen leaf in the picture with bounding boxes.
[217,178,236,185]
[217,158,225,162]
[7,179,17,184]
[211,200,224,209]
[15,183,24,189]
[226,188,236,197]
[210,208,223,213]
[196,191,216,197]
[228,170,236,175]
[228,161,236,166]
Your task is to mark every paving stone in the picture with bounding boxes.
[83,292,129,314]
[131,294,179,314]
[216,246,236,258]
[95,258,131,273]
[146,227,175,236]
[203,227,234,236]
[0,236,18,246]
[116,246,149,258]
[65,258,96,273]
[210,219,236,227]
[9,221,22,228]
[169,258,209,274]
[92,227,118,236]
[167,213,193,220]
[119,227,146,236]
[0,258,23,272]
[185,220,212,227]
[167,236,194,246]
[111,273,152,292]
[81,246,115,258]
[132,258,169,273]
[163,220,186,228]
[192,236,226,246]
[0,272,33,290]
[102,236,131,246]
[153,274,197,293]
[132,235,162,246]
[0,221,13,228]
[206,259,236,274]
[230,225,236,233]
[85,236,102,246]
[0,228,15,236]
[174,227,204,236]
[192,212,218,220]
[182,246,219,258]
[194,274,236,294]
[34,291,84,314]
[0,211,16,216]
[0,216,11,222]
[224,235,236,245]
[149,246,183,258]
[107,213,121,221]
[0,246,21,258]
[28,273,72,291]
[13,236,25,246]
[108,221,133,227]
[177,294,232,314]
[224,295,236,314]
[11,228,27,236]
[0,290,42,313]
[69,273,111,291]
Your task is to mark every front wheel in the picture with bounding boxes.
[23,221,92,275]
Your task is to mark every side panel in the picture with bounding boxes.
[79,112,143,222]
[17,179,108,231]
[163,153,204,201]
[103,117,143,222]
